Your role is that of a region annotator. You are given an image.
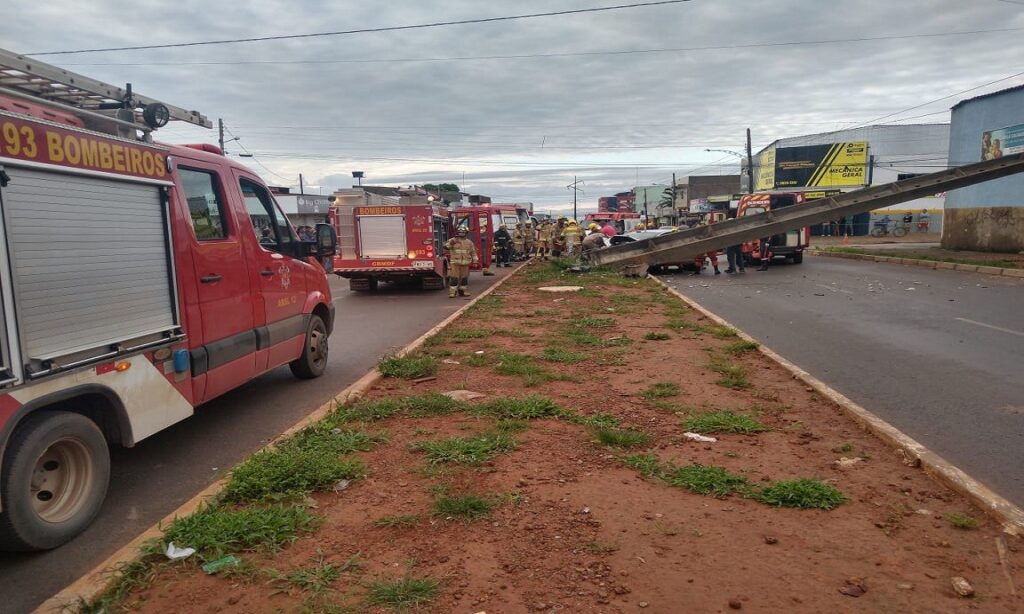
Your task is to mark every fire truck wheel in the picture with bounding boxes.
[0,411,110,551]
[791,252,804,264]
[290,314,329,379]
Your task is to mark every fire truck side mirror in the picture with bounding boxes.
[315,223,337,257]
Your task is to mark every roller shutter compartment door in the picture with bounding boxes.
[2,167,177,364]
[358,215,407,258]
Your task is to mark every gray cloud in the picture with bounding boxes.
[4,0,1022,208]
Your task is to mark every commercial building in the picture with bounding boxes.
[945,85,1024,252]
[753,124,949,235]
[674,175,742,224]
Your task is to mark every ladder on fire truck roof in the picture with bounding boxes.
[588,152,1024,269]
[0,47,212,137]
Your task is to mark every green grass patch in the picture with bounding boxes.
[223,445,367,503]
[464,353,492,367]
[664,319,710,334]
[415,432,516,465]
[623,453,662,478]
[709,356,752,389]
[568,315,616,328]
[494,419,530,434]
[710,325,739,338]
[593,427,651,448]
[161,505,321,561]
[724,340,760,354]
[493,329,532,339]
[378,354,437,379]
[268,555,350,594]
[373,514,421,529]
[641,381,680,400]
[475,395,568,420]
[831,443,855,454]
[643,332,671,341]
[756,479,846,510]
[540,347,588,363]
[402,393,466,416]
[610,293,644,305]
[287,425,385,456]
[563,327,631,347]
[492,352,573,387]
[945,511,980,530]
[534,308,558,316]
[661,464,752,497]
[573,412,621,429]
[78,557,159,614]
[683,410,769,434]
[433,494,496,520]
[450,329,489,342]
[366,576,440,610]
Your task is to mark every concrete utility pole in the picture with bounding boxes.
[299,173,304,195]
[746,128,754,194]
[218,118,225,152]
[671,172,677,225]
[567,176,584,221]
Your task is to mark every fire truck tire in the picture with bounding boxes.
[290,314,329,379]
[791,252,804,264]
[0,411,110,551]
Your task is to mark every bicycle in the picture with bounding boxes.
[869,220,908,238]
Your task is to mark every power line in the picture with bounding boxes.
[845,69,1024,129]
[224,125,293,183]
[29,0,694,56]
[56,26,1024,65]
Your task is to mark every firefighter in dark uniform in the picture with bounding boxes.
[494,224,513,267]
[444,227,478,298]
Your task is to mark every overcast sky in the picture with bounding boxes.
[4,0,1023,213]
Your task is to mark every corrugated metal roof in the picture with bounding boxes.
[951,83,1024,110]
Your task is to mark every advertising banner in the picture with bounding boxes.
[755,147,776,191]
[774,142,868,188]
[297,194,331,214]
[982,123,1024,159]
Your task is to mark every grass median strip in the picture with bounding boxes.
[433,494,497,520]
[378,354,438,379]
[366,576,440,610]
[160,505,321,561]
[415,432,517,465]
[683,410,769,434]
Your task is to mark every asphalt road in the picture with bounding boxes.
[658,255,1024,508]
[0,268,511,614]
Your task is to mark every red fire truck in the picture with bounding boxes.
[0,50,337,550]
[737,192,811,264]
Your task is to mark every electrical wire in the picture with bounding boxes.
[29,0,694,55]
[56,26,1024,66]
[224,125,294,183]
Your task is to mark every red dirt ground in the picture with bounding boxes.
[107,262,1023,614]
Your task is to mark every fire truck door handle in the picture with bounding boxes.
[260,269,274,277]
[200,274,223,284]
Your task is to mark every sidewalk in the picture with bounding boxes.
[79,261,1023,614]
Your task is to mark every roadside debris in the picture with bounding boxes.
[444,390,487,401]
[537,286,584,293]
[951,576,974,597]
[683,432,717,443]
[832,457,863,469]
[164,543,195,561]
[333,479,351,493]
[442,359,461,365]
[201,555,240,575]
[838,578,867,597]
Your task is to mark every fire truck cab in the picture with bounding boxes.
[736,192,810,264]
[0,49,337,550]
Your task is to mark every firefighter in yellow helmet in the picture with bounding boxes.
[537,219,554,260]
[562,220,583,259]
[444,227,478,298]
[587,222,600,235]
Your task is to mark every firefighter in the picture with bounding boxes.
[494,224,513,267]
[552,217,567,257]
[536,220,554,260]
[444,227,478,298]
[581,228,606,254]
[524,221,536,256]
[512,223,526,260]
[562,220,583,259]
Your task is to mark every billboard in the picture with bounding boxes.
[770,142,868,188]
[297,194,331,214]
[755,147,776,191]
[982,123,1024,159]
[773,142,868,188]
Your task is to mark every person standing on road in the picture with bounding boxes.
[444,227,478,298]
[756,236,772,271]
[512,223,526,260]
[494,224,513,267]
[524,222,536,257]
[537,220,554,260]
[725,243,746,274]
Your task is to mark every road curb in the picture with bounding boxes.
[811,249,1022,278]
[36,263,528,614]
[649,274,1024,538]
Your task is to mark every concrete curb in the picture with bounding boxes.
[649,274,1024,538]
[811,249,1024,278]
[37,263,528,613]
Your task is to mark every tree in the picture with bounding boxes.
[659,186,675,208]
[422,183,460,193]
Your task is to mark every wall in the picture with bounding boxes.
[945,86,1024,252]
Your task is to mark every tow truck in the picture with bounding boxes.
[0,48,337,550]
